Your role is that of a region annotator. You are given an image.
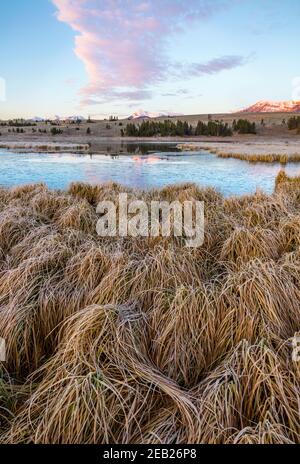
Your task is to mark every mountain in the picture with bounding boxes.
[128,110,182,120]
[240,100,300,113]
[30,116,45,122]
[65,115,86,122]
[46,115,86,122]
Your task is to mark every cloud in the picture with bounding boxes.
[64,77,77,85]
[169,55,249,80]
[81,89,152,106]
[161,88,190,97]
[52,0,249,105]
[189,55,248,76]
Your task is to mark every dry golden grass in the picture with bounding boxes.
[213,152,300,164]
[178,142,300,164]
[0,174,299,444]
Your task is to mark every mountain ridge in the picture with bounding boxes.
[240,100,300,113]
[128,110,183,120]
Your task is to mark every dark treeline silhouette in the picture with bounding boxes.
[288,116,300,130]
[232,119,256,134]
[195,120,233,136]
[0,120,36,127]
[124,119,234,137]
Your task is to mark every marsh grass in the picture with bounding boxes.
[0,175,299,443]
[216,152,299,164]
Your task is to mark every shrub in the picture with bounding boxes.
[50,127,63,136]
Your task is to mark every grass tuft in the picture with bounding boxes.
[0,179,299,443]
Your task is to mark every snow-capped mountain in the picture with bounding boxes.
[30,116,45,122]
[65,115,86,122]
[239,100,300,113]
[46,115,86,122]
[128,110,182,120]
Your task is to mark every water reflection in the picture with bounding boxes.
[1,143,300,196]
[92,142,179,156]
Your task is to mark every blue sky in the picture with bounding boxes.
[0,0,299,119]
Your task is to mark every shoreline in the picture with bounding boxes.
[0,141,90,154]
[1,136,300,163]
[176,140,300,163]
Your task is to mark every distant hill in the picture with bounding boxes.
[28,115,86,122]
[240,100,300,113]
[30,117,45,122]
[65,115,86,122]
[128,110,182,120]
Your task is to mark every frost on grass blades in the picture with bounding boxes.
[0,338,6,362]
[96,193,205,248]
[292,335,300,362]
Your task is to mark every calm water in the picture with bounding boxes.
[1,143,300,196]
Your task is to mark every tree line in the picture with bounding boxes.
[0,120,37,127]
[232,119,256,134]
[122,118,256,137]
[194,120,233,136]
[123,120,194,137]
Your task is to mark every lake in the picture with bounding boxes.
[1,142,300,196]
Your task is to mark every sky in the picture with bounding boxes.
[0,0,300,119]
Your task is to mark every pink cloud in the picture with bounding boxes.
[52,0,248,105]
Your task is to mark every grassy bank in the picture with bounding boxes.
[0,173,299,444]
[177,143,300,164]
[0,142,90,153]
[217,151,300,163]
